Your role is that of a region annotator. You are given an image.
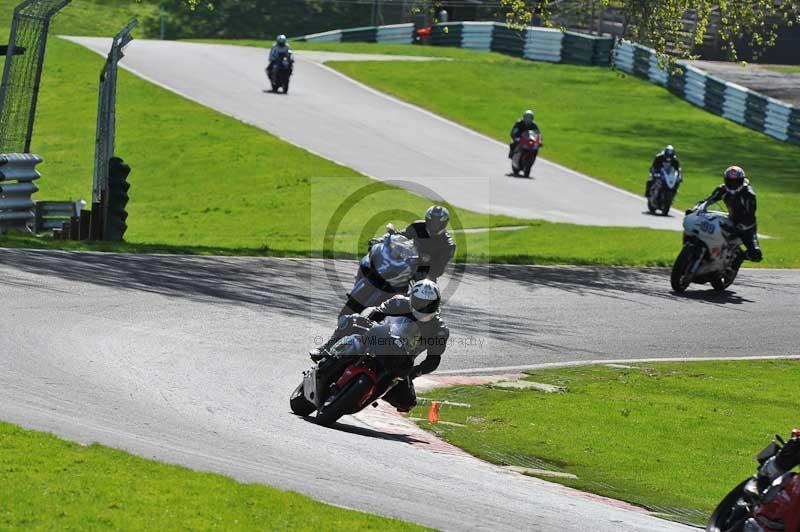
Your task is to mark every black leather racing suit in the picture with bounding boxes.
[646,151,681,197]
[402,221,456,282]
[508,119,541,159]
[700,181,761,261]
[333,295,449,411]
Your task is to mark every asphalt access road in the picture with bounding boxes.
[4,250,798,529]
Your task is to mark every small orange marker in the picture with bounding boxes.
[428,401,440,424]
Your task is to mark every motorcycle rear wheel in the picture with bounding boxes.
[315,375,373,427]
[290,382,316,416]
[711,255,743,291]
[671,246,697,293]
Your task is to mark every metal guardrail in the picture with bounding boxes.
[294,22,614,67]
[0,152,41,232]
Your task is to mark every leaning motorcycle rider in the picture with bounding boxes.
[688,165,762,262]
[400,205,456,282]
[267,34,292,79]
[508,109,542,159]
[645,145,681,197]
[314,280,449,413]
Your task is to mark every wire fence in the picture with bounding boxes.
[0,0,71,153]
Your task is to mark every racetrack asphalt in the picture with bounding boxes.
[3,249,798,530]
[64,37,684,230]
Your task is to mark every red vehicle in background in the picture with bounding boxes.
[708,431,800,532]
[511,129,542,178]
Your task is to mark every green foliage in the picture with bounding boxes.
[0,421,426,530]
[149,0,372,40]
[500,0,799,62]
[419,360,800,516]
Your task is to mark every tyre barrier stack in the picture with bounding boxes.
[0,153,41,233]
[295,22,614,66]
[614,40,800,146]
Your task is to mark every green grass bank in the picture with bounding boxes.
[417,360,800,522]
[0,421,425,530]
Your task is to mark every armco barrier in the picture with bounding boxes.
[722,84,748,125]
[523,28,563,62]
[376,23,414,44]
[613,39,800,147]
[295,22,612,66]
[460,22,494,51]
[491,24,525,57]
[341,26,377,43]
[430,23,463,47]
[302,29,342,43]
[0,153,42,233]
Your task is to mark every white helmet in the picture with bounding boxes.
[409,280,441,322]
[276,34,287,45]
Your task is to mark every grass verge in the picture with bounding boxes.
[416,360,800,523]
[0,421,425,530]
[764,65,800,74]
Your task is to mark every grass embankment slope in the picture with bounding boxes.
[0,422,425,531]
[418,360,800,523]
[302,41,798,267]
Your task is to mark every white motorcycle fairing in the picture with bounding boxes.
[683,210,741,275]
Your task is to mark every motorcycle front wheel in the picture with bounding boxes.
[671,246,698,293]
[315,375,373,427]
[290,382,316,416]
[706,479,750,532]
[523,158,533,178]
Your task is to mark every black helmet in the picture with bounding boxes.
[409,280,441,322]
[425,205,450,236]
[723,166,746,193]
[664,145,675,161]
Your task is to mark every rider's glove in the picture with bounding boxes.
[685,209,694,216]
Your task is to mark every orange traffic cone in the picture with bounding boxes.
[427,401,440,424]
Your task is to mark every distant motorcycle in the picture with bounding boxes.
[671,206,745,293]
[290,315,421,426]
[511,130,541,178]
[339,229,418,317]
[647,166,681,216]
[707,432,800,532]
[268,52,293,94]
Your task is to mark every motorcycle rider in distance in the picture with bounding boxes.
[397,205,456,282]
[267,34,292,80]
[687,165,762,263]
[645,145,681,197]
[313,280,449,413]
[508,109,542,160]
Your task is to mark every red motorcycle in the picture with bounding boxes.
[290,315,420,427]
[511,130,542,178]
[708,431,800,532]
